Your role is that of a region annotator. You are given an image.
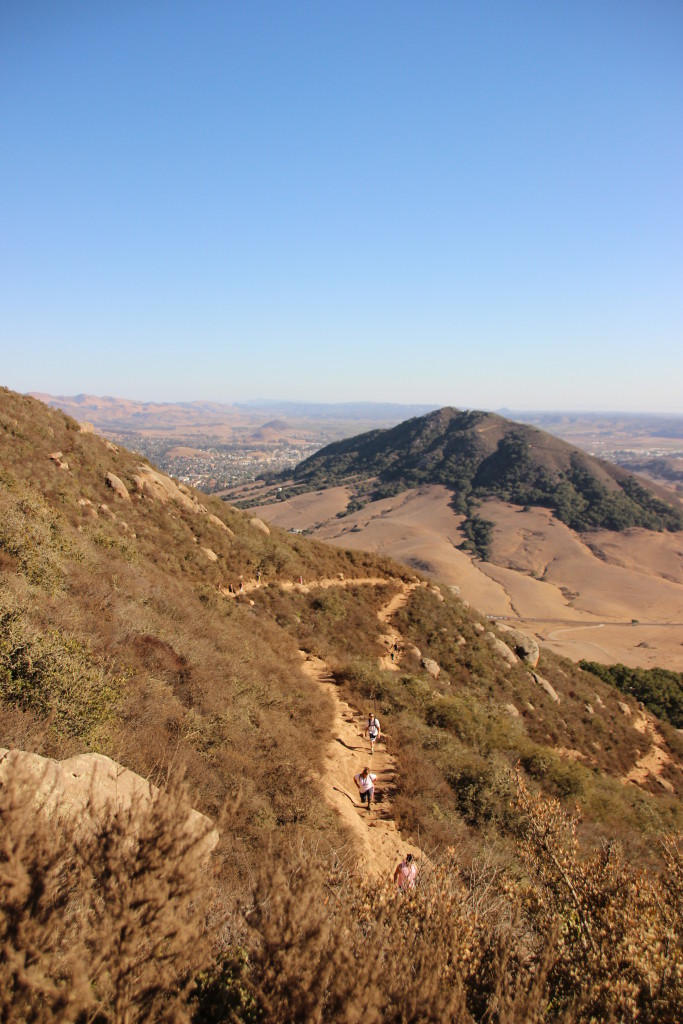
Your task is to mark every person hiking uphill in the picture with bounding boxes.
[354,767,376,813]
[394,853,418,890]
[365,713,381,755]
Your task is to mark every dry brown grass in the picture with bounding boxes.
[0,765,215,1023]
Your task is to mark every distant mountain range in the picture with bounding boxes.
[281,407,683,538]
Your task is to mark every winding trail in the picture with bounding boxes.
[300,650,424,880]
[221,573,426,878]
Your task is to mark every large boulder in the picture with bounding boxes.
[249,517,271,536]
[105,472,130,500]
[497,625,540,668]
[207,513,234,536]
[0,748,218,857]
[422,657,441,679]
[131,465,206,514]
[532,672,561,703]
[488,634,519,667]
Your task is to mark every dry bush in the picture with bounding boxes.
[512,767,683,1022]
[200,844,573,1024]
[0,765,215,1023]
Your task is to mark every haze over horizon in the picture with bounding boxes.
[2,2,682,412]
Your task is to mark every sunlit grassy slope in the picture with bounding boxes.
[1,385,681,870]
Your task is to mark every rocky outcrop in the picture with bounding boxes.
[504,703,520,718]
[49,451,69,471]
[497,625,540,668]
[201,547,218,562]
[0,748,218,857]
[249,517,271,536]
[488,634,519,667]
[105,472,130,500]
[131,465,206,514]
[422,657,441,679]
[208,513,234,536]
[532,672,561,703]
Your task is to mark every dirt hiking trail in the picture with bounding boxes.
[222,571,679,855]
[300,648,424,881]
[222,573,426,879]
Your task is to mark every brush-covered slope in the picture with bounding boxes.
[2,387,683,1022]
[280,407,683,533]
[1,386,680,850]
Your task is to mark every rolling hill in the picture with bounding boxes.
[275,407,683,536]
[2,388,682,1022]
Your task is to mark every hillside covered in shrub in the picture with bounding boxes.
[1,387,682,1022]
[266,408,683,541]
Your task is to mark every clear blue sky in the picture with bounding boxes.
[1,1,682,411]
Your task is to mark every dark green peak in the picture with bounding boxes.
[288,407,683,535]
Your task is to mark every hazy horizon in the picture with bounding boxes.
[28,389,683,420]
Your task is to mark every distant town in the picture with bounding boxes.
[104,432,323,491]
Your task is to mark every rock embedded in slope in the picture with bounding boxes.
[488,634,519,667]
[497,625,540,668]
[105,471,130,500]
[207,513,234,536]
[131,465,206,514]
[532,671,561,703]
[0,748,218,857]
[249,517,271,536]
[422,657,441,679]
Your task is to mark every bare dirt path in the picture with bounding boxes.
[300,649,424,881]
[377,583,419,671]
[221,572,426,878]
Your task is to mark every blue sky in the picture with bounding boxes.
[1,1,682,411]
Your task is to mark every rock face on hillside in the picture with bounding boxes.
[497,625,540,668]
[249,517,271,536]
[422,657,441,679]
[132,465,206,513]
[105,472,130,500]
[0,748,218,856]
[489,634,519,667]
[532,672,561,703]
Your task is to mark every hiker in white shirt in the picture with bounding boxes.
[365,713,381,755]
[353,767,377,812]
